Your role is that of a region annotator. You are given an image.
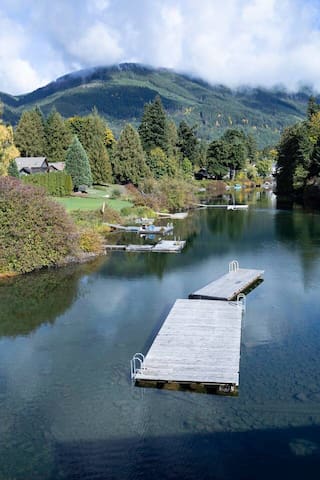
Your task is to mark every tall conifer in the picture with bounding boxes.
[14,108,46,156]
[177,121,198,165]
[138,96,170,153]
[68,110,112,184]
[113,124,149,185]
[65,137,93,189]
[45,108,72,162]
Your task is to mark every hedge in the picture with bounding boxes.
[22,171,73,196]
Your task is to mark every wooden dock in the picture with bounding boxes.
[152,240,186,253]
[156,212,189,219]
[104,240,186,253]
[105,223,174,234]
[130,260,263,395]
[189,261,264,301]
[194,203,248,210]
[132,299,243,395]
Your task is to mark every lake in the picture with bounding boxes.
[1,190,320,479]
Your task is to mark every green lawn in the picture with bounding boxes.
[54,196,132,212]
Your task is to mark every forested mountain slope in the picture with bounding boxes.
[0,63,313,147]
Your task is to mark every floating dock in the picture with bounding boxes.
[189,261,264,301]
[132,298,244,394]
[104,240,186,254]
[152,240,186,253]
[156,212,189,219]
[195,203,248,210]
[130,260,264,395]
[106,223,174,234]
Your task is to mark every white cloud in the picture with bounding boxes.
[67,23,123,65]
[0,14,47,93]
[1,0,320,94]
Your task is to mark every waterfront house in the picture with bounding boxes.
[15,157,49,175]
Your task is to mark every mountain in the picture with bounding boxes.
[0,63,312,147]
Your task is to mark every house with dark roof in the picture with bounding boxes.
[48,162,65,172]
[15,157,49,175]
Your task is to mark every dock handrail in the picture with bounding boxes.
[130,353,145,380]
[237,293,246,311]
[229,260,239,273]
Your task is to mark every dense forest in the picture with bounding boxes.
[0,95,275,190]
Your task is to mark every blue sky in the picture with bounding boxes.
[1,0,320,94]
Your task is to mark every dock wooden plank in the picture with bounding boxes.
[189,268,264,301]
[134,299,243,387]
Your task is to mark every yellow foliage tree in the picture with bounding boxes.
[104,126,116,148]
[0,124,20,176]
[308,112,320,144]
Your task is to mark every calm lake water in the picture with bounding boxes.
[1,191,320,479]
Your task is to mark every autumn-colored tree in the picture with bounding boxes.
[0,124,20,176]
[105,126,116,149]
[147,147,177,179]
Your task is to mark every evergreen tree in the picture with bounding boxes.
[181,157,193,178]
[206,140,229,179]
[177,121,198,165]
[276,123,313,194]
[138,96,170,153]
[8,159,19,178]
[45,108,72,163]
[68,111,112,184]
[65,137,92,189]
[113,124,149,185]
[246,133,257,162]
[14,108,46,156]
[310,136,320,177]
[222,129,248,178]
[307,96,320,120]
[166,120,179,158]
[197,140,208,168]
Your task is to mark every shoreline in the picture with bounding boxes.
[0,251,103,281]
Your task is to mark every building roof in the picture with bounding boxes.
[15,157,48,171]
[49,162,65,171]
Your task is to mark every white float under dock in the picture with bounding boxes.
[189,261,264,301]
[132,299,244,395]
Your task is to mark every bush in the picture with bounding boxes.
[0,177,79,274]
[158,177,196,211]
[22,171,73,196]
[71,207,122,229]
[120,205,156,218]
[111,187,121,198]
[79,229,104,253]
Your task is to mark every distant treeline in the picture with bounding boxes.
[276,97,320,198]
[1,96,276,190]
